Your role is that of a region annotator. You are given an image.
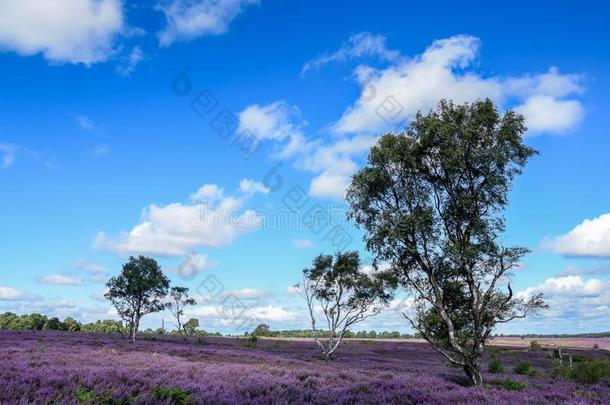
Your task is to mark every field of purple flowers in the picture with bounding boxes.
[1,330,609,404]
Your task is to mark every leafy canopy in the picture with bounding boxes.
[346,99,547,385]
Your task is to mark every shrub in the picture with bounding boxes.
[529,340,540,351]
[243,335,259,348]
[593,343,600,350]
[74,386,128,405]
[152,386,191,405]
[513,362,535,376]
[488,356,504,374]
[558,360,610,384]
[492,377,527,391]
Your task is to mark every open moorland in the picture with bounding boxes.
[1,330,609,405]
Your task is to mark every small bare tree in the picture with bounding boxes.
[165,286,196,335]
[297,251,390,359]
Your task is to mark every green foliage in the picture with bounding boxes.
[0,312,86,332]
[63,317,81,332]
[488,355,504,374]
[252,323,270,337]
[555,360,610,384]
[81,319,125,336]
[74,386,129,405]
[105,256,170,340]
[529,340,540,350]
[243,335,259,348]
[151,386,190,405]
[513,362,535,376]
[346,99,547,386]
[496,377,527,391]
[183,318,199,336]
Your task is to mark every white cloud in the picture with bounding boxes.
[75,261,109,274]
[238,100,376,200]
[195,287,269,304]
[0,286,23,301]
[330,35,584,135]
[292,239,313,249]
[188,303,296,325]
[519,276,607,299]
[0,0,124,64]
[157,0,259,47]
[514,276,610,332]
[515,95,583,134]
[231,288,268,300]
[544,214,610,258]
[0,143,17,168]
[302,134,377,200]
[94,180,263,257]
[172,252,215,279]
[286,285,301,295]
[38,274,83,286]
[190,184,224,202]
[238,179,270,196]
[237,101,310,159]
[116,45,144,77]
[302,32,400,74]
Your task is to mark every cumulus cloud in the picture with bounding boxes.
[515,276,610,332]
[302,32,400,74]
[292,239,313,249]
[187,303,296,327]
[37,274,83,286]
[195,287,270,304]
[515,95,583,134]
[0,143,17,168]
[237,101,310,159]
[0,0,124,64]
[248,35,584,201]
[94,180,263,257]
[238,179,270,196]
[301,134,377,200]
[157,0,259,47]
[543,214,610,258]
[171,251,215,279]
[329,35,584,135]
[0,286,23,301]
[237,100,376,200]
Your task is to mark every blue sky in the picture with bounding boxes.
[1,0,609,334]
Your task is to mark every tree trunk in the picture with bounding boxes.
[131,317,139,342]
[463,361,483,387]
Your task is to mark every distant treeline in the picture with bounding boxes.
[0,312,220,337]
[494,332,610,338]
[3,313,608,340]
[245,324,416,339]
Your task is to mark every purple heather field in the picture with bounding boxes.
[1,330,609,405]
